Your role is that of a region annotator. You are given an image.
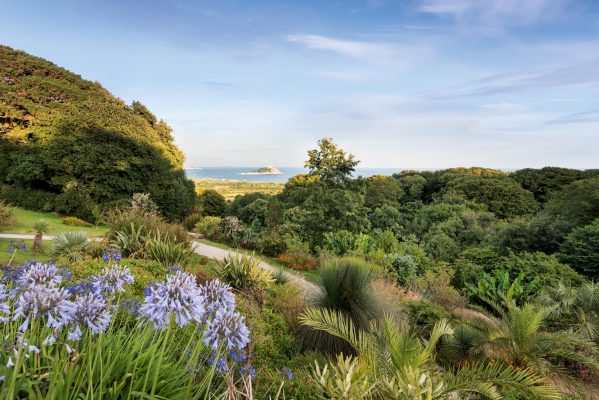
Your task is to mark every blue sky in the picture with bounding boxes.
[2,0,599,168]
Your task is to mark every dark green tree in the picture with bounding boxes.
[362,175,403,210]
[305,137,359,186]
[558,219,599,279]
[198,190,227,217]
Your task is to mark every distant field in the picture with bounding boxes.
[193,178,283,200]
[0,207,108,237]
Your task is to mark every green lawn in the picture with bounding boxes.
[0,207,108,237]
[0,238,52,265]
[197,239,321,285]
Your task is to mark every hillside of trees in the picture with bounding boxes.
[0,45,195,220]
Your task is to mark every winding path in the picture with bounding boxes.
[0,233,319,296]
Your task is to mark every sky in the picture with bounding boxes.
[2,0,599,169]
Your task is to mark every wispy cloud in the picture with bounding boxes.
[419,0,569,25]
[547,109,599,124]
[425,58,599,98]
[287,34,399,59]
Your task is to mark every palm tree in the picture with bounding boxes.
[538,282,599,341]
[298,257,380,354]
[32,219,49,253]
[444,303,599,391]
[300,307,560,399]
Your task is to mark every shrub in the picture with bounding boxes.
[194,216,222,240]
[258,229,287,257]
[113,222,147,258]
[465,270,538,310]
[146,236,193,268]
[214,253,275,290]
[272,269,290,285]
[0,200,15,225]
[62,216,93,227]
[276,250,317,271]
[130,192,160,216]
[558,219,599,279]
[51,232,90,262]
[298,257,380,355]
[182,212,202,231]
[0,183,57,212]
[384,253,419,287]
[321,230,356,256]
[197,189,227,216]
[401,299,449,336]
[220,216,245,245]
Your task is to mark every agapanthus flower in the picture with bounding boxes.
[240,365,256,380]
[102,248,122,263]
[67,293,112,340]
[17,262,63,288]
[91,265,134,294]
[6,240,28,254]
[281,367,293,380]
[121,298,141,315]
[13,285,74,330]
[139,270,205,329]
[198,279,235,316]
[203,309,249,352]
[0,284,10,323]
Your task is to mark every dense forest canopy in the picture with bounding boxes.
[0,45,195,220]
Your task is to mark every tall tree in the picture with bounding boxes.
[305,137,359,186]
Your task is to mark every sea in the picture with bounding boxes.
[184,167,407,183]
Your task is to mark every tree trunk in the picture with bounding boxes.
[32,232,43,253]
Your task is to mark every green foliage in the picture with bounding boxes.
[322,230,357,256]
[33,219,49,233]
[512,167,592,202]
[558,219,599,278]
[299,257,380,354]
[0,200,15,225]
[61,215,92,226]
[219,216,245,245]
[0,45,195,220]
[304,137,359,186]
[465,270,539,309]
[362,175,403,210]
[193,216,222,240]
[368,204,402,234]
[146,235,193,267]
[51,231,89,262]
[300,310,560,399]
[543,177,599,231]
[385,253,419,286]
[198,189,227,217]
[182,212,202,231]
[445,177,538,219]
[497,214,569,254]
[213,253,275,290]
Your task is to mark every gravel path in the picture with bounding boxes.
[192,241,319,296]
[0,233,319,296]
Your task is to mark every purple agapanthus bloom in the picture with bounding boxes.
[0,283,10,323]
[198,279,235,316]
[91,265,134,294]
[240,365,256,379]
[139,270,205,329]
[102,248,123,263]
[17,262,63,288]
[281,367,293,380]
[203,309,249,352]
[67,293,112,340]
[13,285,74,330]
[6,240,28,254]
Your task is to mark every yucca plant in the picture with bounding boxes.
[300,308,561,399]
[113,222,146,257]
[298,257,380,355]
[146,235,193,267]
[214,253,275,291]
[51,232,89,262]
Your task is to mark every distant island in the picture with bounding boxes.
[239,165,282,175]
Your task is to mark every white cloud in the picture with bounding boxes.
[419,0,569,25]
[287,34,399,59]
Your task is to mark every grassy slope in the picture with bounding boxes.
[0,207,108,236]
[0,238,51,264]
[193,179,283,200]
[198,238,321,285]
